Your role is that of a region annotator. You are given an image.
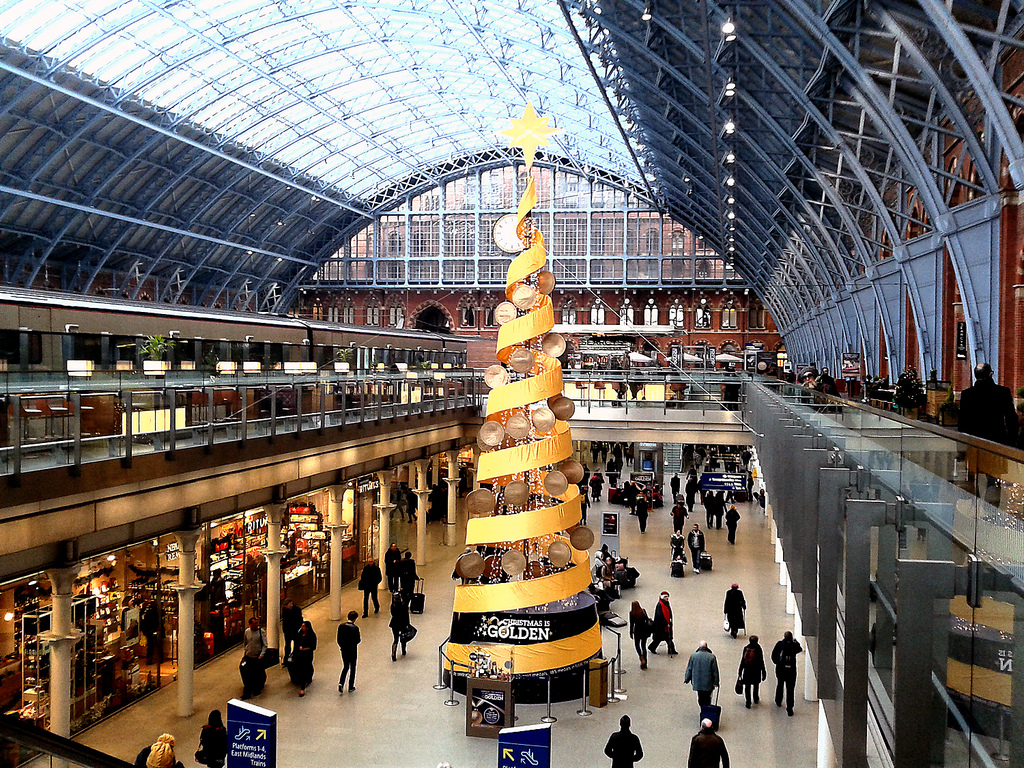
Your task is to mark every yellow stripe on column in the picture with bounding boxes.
[453,550,592,613]
[478,423,572,483]
[446,623,601,676]
[466,492,582,545]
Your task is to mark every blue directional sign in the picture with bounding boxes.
[227,699,277,768]
[498,723,550,768]
[700,472,747,492]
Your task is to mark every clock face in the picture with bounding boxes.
[493,214,524,253]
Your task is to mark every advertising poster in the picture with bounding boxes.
[466,678,514,738]
[755,352,776,375]
[602,512,619,536]
[841,352,861,377]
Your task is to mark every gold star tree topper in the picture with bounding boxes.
[498,103,563,171]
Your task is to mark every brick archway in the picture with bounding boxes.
[411,301,453,334]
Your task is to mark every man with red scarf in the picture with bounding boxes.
[648,591,677,655]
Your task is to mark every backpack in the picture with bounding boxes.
[777,644,796,669]
[742,646,757,667]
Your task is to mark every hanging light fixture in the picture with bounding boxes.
[641,1,653,21]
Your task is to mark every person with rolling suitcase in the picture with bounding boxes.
[684,640,720,710]
[398,552,418,599]
[239,617,268,700]
[687,718,730,768]
[409,579,425,614]
[687,524,706,574]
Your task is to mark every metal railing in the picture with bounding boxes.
[1,371,483,480]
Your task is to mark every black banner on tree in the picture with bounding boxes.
[450,604,598,646]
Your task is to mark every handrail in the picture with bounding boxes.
[0,715,133,768]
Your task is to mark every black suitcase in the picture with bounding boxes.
[700,688,722,731]
[671,560,687,578]
[699,552,713,571]
[409,579,425,614]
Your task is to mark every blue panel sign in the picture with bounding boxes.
[227,699,276,768]
[498,723,550,768]
[700,472,747,492]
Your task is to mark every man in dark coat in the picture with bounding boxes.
[604,714,644,768]
[959,363,1018,445]
[281,598,303,664]
[358,559,382,617]
[398,551,418,598]
[671,501,689,534]
[723,584,745,638]
[384,543,402,593]
[771,630,804,715]
[724,506,741,544]
[687,524,706,574]
[737,635,767,708]
[636,493,649,534]
[687,719,730,768]
[670,473,681,499]
[648,591,677,655]
[685,472,699,514]
[337,610,361,692]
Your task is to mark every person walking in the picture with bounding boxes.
[194,710,227,768]
[337,610,361,692]
[723,583,746,639]
[736,636,767,708]
[239,617,268,700]
[580,489,590,525]
[683,641,720,708]
[724,506,740,545]
[687,719,730,768]
[406,486,418,522]
[713,491,726,529]
[670,472,681,499]
[628,600,653,669]
[281,598,303,665]
[671,500,689,534]
[648,591,677,655]
[290,620,317,697]
[358,559,382,617]
[687,524,706,574]
[685,472,699,515]
[636,492,649,534]
[771,630,804,715]
[389,591,412,661]
[604,714,644,768]
[590,472,605,502]
[398,551,418,598]
[703,490,715,529]
[959,362,1018,445]
[384,543,402,593]
[134,733,184,768]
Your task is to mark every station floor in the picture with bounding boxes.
[67,482,818,768]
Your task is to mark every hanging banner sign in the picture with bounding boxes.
[955,321,968,360]
[700,472,747,491]
[841,352,861,377]
[449,604,598,646]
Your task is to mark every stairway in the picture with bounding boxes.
[664,442,683,473]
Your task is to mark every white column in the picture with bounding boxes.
[817,701,838,768]
[43,565,80,768]
[327,486,347,622]
[444,451,459,546]
[263,505,287,660]
[173,529,203,717]
[376,471,394,569]
[414,459,429,566]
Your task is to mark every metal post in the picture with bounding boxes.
[434,643,448,690]
[318,381,326,433]
[359,380,366,424]
[10,394,21,482]
[576,669,592,717]
[205,386,215,452]
[69,392,81,477]
[269,385,277,441]
[445,659,460,707]
[164,388,175,458]
[613,631,627,695]
[541,674,557,723]
[240,386,248,445]
[122,390,133,468]
[295,383,303,438]
[340,381,348,426]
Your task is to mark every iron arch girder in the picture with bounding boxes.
[912,0,1024,190]
[604,0,873,276]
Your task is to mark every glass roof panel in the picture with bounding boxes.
[1,0,638,198]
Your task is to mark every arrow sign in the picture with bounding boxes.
[502,749,514,761]
[257,730,267,741]
[498,724,549,768]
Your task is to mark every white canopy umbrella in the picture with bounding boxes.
[682,353,702,363]
[628,351,654,363]
[716,353,743,363]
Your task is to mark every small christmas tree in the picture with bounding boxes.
[893,367,926,412]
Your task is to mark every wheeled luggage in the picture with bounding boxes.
[239,657,266,696]
[701,688,722,731]
[671,559,687,578]
[699,552,714,571]
[409,579,425,614]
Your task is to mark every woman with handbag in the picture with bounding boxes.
[736,635,767,708]
[389,591,413,661]
[628,601,653,669]
[289,620,317,697]
[194,710,227,768]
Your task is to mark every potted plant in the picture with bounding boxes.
[938,385,959,427]
[893,367,927,417]
[333,348,354,373]
[141,335,175,375]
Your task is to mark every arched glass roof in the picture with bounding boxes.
[0,0,639,197]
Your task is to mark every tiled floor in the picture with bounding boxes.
[68,476,818,768]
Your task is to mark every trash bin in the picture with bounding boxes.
[588,657,610,707]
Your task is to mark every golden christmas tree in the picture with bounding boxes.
[446,105,599,693]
